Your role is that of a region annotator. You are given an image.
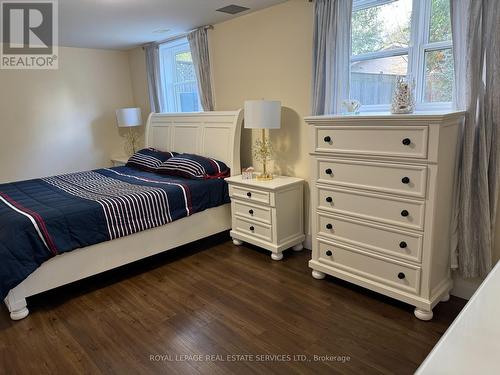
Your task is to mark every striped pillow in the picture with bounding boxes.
[126,148,177,172]
[157,154,230,179]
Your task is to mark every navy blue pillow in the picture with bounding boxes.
[126,148,177,172]
[157,154,230,179]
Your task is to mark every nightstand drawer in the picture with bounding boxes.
[317,212,422,263]
[234,217,273,242]
[317,240,421,295]
[230,185,271,205]
[233,200,272,224]
[315,126,429,159]
[318,186,425,230]
[317,158,427,198]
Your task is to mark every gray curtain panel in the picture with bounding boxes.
[450,0,500,277]
[311,0,352,115]
[187,27,215,111]
[144,43,163,113]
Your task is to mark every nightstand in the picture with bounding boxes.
[225,175,305,260]
[111,156,129,167]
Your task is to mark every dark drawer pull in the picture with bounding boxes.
[326,250,333,256]
[398,272,406,280]
[326,196,333,203]
[401,177,410,184]
[402,138,411,146]
[325,168,333,175]
[249,226,255,231]
[249,209,254,215]
[326,223,333,230]
[399,241,407,248]
[401,210,409,217]
[324,136,331,143]
[247,192,252,198]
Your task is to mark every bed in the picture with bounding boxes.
[2,110,243,320]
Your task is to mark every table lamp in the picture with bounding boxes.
[116,107,142,155]
[244,100,281,181]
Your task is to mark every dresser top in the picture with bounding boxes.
[305,110,465,123]
[225,175,303,190]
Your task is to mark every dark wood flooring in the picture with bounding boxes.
[0,233,466,375]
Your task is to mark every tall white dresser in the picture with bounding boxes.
[305,112,464,320]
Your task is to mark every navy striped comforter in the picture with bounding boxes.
[0,166,229,299]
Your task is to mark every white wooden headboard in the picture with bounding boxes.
[145,110,243,175]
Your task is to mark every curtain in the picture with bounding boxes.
[450,0,500,278]
[187,27,215,111]
[144,43,163,113]
[311,0,352,115]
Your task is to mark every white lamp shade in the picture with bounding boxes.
[244,100,281,129]
[116,108,142,127]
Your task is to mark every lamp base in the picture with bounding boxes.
[256,172,273,181]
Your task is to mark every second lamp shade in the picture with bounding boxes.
[244,100,281,129]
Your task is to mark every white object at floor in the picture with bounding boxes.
[417,260,500,374]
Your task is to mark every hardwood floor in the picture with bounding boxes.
[0,232,466,375]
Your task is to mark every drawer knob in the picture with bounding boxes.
[247,192,252,198]
[401,210,409,217]
[398,272,406,280]
[326,250,333,256]
[402,138,411,146]
[326,223,333,230]
[249,226,255,231]
[325,168,333,175]
[401,177,410,184]
[324,136,331,143]
[326,196,333,203]
[399,241,408,248]
[249,209,254,215]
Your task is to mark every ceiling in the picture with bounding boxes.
[58,0,288,50]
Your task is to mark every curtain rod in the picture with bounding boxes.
[142,25,214,49]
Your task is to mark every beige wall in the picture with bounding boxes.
[210,0,314,235]
[0,46,134,182]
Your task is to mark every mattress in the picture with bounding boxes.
[0,166,230,299]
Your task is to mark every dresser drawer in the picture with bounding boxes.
[315,126,429,159]
[317,212,423,263]
[318,186,425,230]
[233,200,272,224]
[317,158,427,198]
[317,240,421,294]
[230,185,271,205]
[233,217,273,242]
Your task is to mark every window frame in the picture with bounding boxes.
[351,0,453,112]
[158,37,202,113]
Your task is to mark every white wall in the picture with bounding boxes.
[0,46,135,182]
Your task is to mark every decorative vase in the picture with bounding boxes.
[391,77,415,114]
[342,99,361,114]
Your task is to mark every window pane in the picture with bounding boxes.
[352,0,412,56]
[174,51,200,112]
[159,38,201,113]
[429,0,452,43]
[424,48,453,102]
[351,54,408,105]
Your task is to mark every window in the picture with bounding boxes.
[351,0,454,111]
[159,38,201,113]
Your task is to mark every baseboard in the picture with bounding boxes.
[303,235,481,300]
[450,272,483,300]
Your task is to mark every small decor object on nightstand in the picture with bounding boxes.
[391,76,415,114]
[244,100,281,181]
[242,167,254,180]
[226,175,305,261]
[116,107,142,156]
